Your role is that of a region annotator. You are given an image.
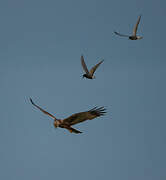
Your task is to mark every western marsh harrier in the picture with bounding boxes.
[30,98,106,134]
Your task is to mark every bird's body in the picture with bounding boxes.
[114,15,143,40]
[129,36,141,40]
[30,98,106,134]
[82,74,93,79]
[129,36,143,40]
[81,55,104,79]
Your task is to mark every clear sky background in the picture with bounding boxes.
[0,0,166,179]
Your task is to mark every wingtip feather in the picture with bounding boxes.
[29,98,33,104]
[89,106,106,116]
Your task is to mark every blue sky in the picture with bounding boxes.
[0,0,166,179]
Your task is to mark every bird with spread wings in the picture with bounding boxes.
[81,55,104,79]
[114,15,143,40]
[30,98,106,134]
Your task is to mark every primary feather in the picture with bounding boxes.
[62,107,106,125]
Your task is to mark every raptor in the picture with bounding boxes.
[30,98,106,134]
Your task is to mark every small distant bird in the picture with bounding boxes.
[30,98,106,134]
[114,15,143,40]
[81,55,104,79]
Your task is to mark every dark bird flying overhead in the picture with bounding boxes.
[81,55,104,79]
[30,98,106,134]
[114,15,143,40]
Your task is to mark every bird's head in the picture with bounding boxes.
[54,120,60,128]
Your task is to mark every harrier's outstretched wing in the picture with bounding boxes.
[63,107,106,125]
[81,55,89,74]
[30,98,56,120]
[114,31,130,37]
[133,15,141,36]
[89,60,104,76]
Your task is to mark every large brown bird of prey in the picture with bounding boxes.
[114,15,143,40]
[81,55,104,79]
[30,98,106,134]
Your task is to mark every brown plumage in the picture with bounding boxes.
[30,98,106,134]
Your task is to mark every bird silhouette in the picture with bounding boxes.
[114,15,143,40]
[30,98,106,134]
[81,55,104,79]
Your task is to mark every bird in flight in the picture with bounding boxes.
[30,98,106,134]
[114,15,143,40]
[81,55,104,79]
